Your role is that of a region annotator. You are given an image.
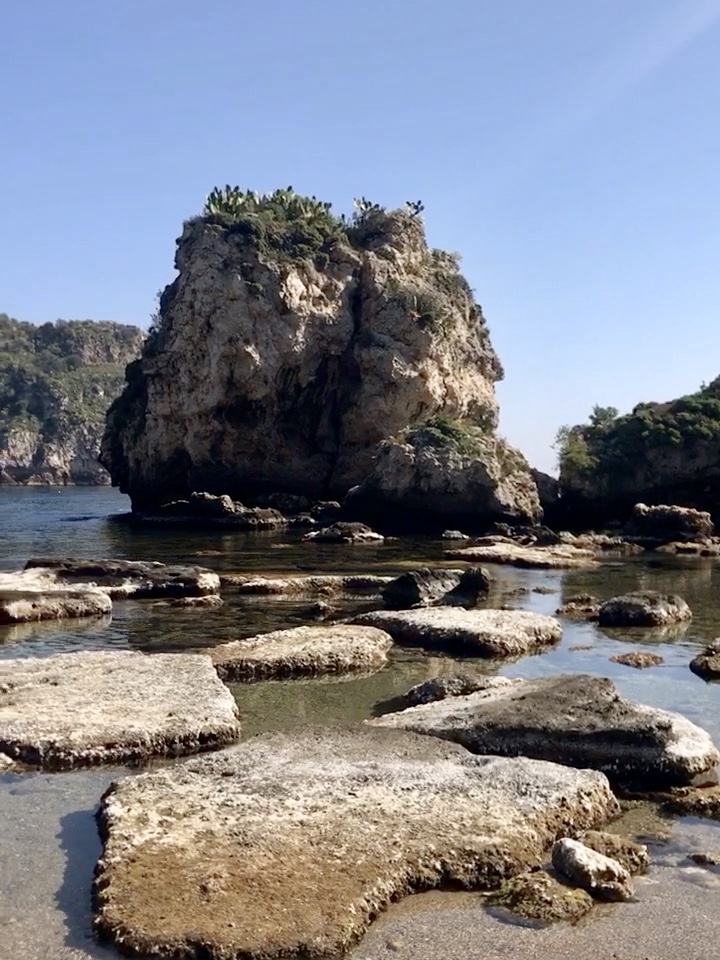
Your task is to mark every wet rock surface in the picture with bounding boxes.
[609,652,665,669]
[689,640,720,680]
[487,868,594,923]
[556,593,601,620]
[381,566,491,609]
[577,830,650,875]
[379,675,517,712]
[371,673,719,788]
[94,726,618,959]
[551,838,633,901]
[598,591,692,627]
[351,607,562,657]
[24,557,221,599]
[0,585,112,624]
[219,573,392,597]
[303,521,384,543]
[445,541,597,569]
[151,492,287,528]
[210,624,393,681]
[0,651,239,769]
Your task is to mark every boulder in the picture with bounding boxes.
[445,541,597,569]
[24,557,221,599]
[551,838,633,901]
[351,607,562,658]
[627,502,714,543]
[487,869,594,923]
[381,566,491,609]
[370,673,719,788]
[155,493,287,528]
[302,522,384,544]
[0,651,239,769]
[210,624,393,681]
[598,590,692,627]
[690,640,720,681]
[577,830,649,875]
[94,727,618,958]
[345,427,541,529]
[609,652,664,669]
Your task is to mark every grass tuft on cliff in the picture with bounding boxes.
[0,314,144,447]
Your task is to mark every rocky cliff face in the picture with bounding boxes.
[557,380,720,524]
[0,317,144,485]
[102,192,538,524]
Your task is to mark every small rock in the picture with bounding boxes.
[688,852,720,867]
[441,530,470,540]
[551,838,633,901]
[610,652,664,669]
[598,591,692,627]
[578,830,650,875]
[169,595,224,608]
[556,593,601,620]
[381,566,490,609]
[303,522,384,544]
[690,640,720,681]
[487,869,594,923]
[386,675,516,710]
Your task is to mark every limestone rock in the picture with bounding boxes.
[101,207,506,512]
[302,521,384,544]
[445,541,597,569]
[0,586,112,624]
[487,869,594,923]
[627,502,714,543]
[168,595,224,608]
[556,594,601,620]
[210,624,393,681]
[0,651,239,769]
[598,591,692,627]
[351,607,562,657]
[690,640,720,680]
[219,573,392,597]
[381,566,491,609]
[370,673,719,788]
[346,428,541,529]
[24,557,221,599]
[551,838,633,901]
[609,651,664,669]
[577,830,650,875]
[94,727,618,958]
[382,675,516,711]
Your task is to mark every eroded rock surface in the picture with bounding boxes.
[551,838,633,901]
[598,591,692,627]
[556,594,601,620]
[577,830,649,875]
[381,566,491,609]
[0,651,239,769]
[610,652,664,669]
[94,727,618,959]
[25,557,221,598]
[627,503,714,543]
[382,675,516,712]
[219,573,392,597]
[487,869,594,923]
[690,640,720,681]
[445,542,597,569]
[210,624,393,681]
[371,673,719,788]
[351,607,562,657]
[0,585,112,624]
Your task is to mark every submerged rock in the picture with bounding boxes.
[551,838,633,901]
[610,651,664,669]
[445,541,597,569]
[0,651,239,769]
[598,590,692,627]
[94,726,618,959]
[156,492,287,528]
[487,869,594,923]
[689,640,720,681]
[370,673,719,788]
[351,607,562,657]
[24,557,221,599]
[556,593,601,620]
[210,624,393,681]
[303,522,384,544]
[381,566,491,609]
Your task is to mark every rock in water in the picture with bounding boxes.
[100,197,537,527]
[551,838,633,901]
[627,502,714,543]
[351,607,562,657]
[370,673,719,788]
[445,541,597,569]
[24,557,221,598]
[690,640,720,680]
[598,590,692,627]
[0,587,112,624]
[0,651,239,769]
[381,566,491,609]
[94,727,618,958]
[210,625,393,681]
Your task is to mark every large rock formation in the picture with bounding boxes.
[101,190,538,524]
[0,315,144,484]
[556,383,720,525]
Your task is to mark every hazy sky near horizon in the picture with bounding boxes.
[2,0,719,473]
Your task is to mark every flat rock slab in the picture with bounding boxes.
[371,673,719,788]
[219,574,392,596]
[0,651,239,769]
[210,624,393,682]
[94,726,618,959]
[444,542,597,569]
[303,522,384,543]
[351,607,562,657]
[24,557,221,598]
[0,586,112,624]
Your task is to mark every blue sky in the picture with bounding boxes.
[2,0,719,472]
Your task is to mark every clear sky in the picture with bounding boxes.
[2,0,719,473]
